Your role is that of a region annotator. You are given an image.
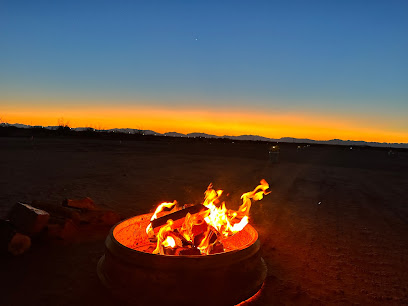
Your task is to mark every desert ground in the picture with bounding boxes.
[1,136,407,305]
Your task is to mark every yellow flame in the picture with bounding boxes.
[179,210,209,243]
[150,180,270,255]
[237,179,270,219]
[197,229,213,255]
[230,215,249,232]
[162,236,176,248]
[146,201,176,236]
[152,219,174,255]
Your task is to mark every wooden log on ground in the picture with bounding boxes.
[9,202,50,236]
[62,197,97,211]
[32,200,81,223]
[47,218,78,240]
[0,220,31,255]
[79,209,121,226]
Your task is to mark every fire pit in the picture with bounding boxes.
[97,181,269,305]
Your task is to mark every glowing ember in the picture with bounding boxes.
[147,180,270,256]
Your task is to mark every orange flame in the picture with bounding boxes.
[147,180,270,255]
[179,210,209,243]
[236,179,270,219]
[152,219,174,255]
[230,215,249,232]
[197,228,215,255]
[146,201,176,237]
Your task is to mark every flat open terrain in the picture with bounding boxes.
[1,137,408,305]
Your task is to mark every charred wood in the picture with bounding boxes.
[151,204,206,229]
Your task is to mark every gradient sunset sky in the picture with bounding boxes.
[1,0,407,143]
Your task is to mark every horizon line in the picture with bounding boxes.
[2,121,407,147]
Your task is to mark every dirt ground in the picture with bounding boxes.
[1,137,407,305]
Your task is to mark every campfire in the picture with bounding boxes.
[117,180,269,256]
[98,180,270,305]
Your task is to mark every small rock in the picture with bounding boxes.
[8,233,31,255]
[0,220,31,255]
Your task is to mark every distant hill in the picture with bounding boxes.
[227,135,277,142]
[163,132,185,137]
[187,132,219,138]
[2,122,407,149]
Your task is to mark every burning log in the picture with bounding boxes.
[150,204,206,229]
[162,245,176,255]
[175,247,201,256]
[195,228,218,254]
[9,202,50,236]
[0,220,31,255]
[171,229,191,247]
[191,219,208,237]
[209,241,224,254]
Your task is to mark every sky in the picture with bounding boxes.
[1,0,407,143]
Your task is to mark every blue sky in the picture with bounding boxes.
[1,0,407,141]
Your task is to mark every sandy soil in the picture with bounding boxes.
[1,137,407,305]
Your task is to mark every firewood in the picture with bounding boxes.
[62,197,97,211]
[192,220,208,237]
[47,218,78,240]
[79,209,121,226]
[9,202,50,236]
[32,200,81,222]
[175,247,201,256]
[193,232,206,247]
[209,241,224,254]
[162,246,176,255]
[194,229,218,248]
[0,220,31,255]
[151,204,206,229]
[172,229,192,247]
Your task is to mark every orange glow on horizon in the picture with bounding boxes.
[1,104,407,144]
